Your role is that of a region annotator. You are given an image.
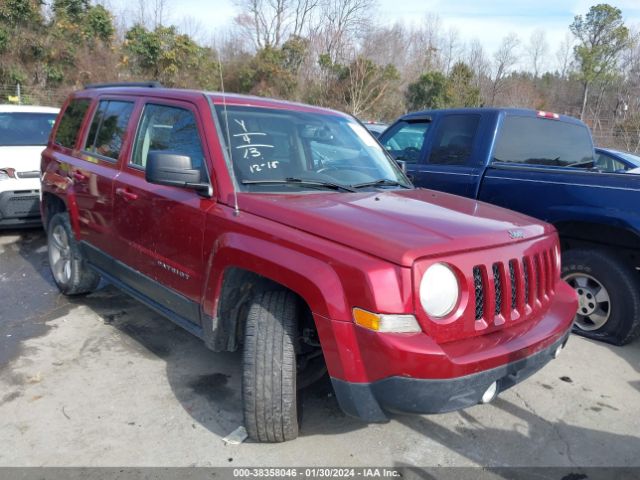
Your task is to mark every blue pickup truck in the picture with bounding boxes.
[379,108,640,345]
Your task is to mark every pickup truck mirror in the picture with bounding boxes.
[146,151,212,197]
[396,159,407,173]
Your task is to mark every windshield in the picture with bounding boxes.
[214,105,410,192]
[0,112,58,146]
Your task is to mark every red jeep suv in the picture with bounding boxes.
[40,84,577,442]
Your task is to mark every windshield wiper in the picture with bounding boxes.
[350,179,411,189]
[241,178,357,192]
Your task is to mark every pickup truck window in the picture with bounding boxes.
[215,105,409,191]
[493,116,594,168]
[428,114,480,166]
[379,121,429,163]
[55,98,91,149]
[84,100,134,161]
[595,152,627,172]
[131,104,205,170]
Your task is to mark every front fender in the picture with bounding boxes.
[204,232,348,321]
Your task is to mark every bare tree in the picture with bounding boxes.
[233,0,321,49]
[441,26,462,75]
[466,39,490,93]
[318,0,375,63]
[136,0,169,28]
[180,16,206,44]
[490,33,520,105]
[527,29,548,78]
[361,23,407,69]
[410,13,442,74]
[555,32,574,79]
[341,57,398,117]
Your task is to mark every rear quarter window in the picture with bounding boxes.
[55,99,91,149]
[493,116,594,168]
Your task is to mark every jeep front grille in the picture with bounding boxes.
[472,248,556,324]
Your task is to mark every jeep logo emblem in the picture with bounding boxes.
[509,230,525,239]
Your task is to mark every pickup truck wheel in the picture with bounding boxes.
[47,212,100,295]
[562,249,640,345]
[242,290,299,442]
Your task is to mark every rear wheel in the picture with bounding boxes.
[242,290,299,442]
[47,212,100,295]
[562,248,640,345]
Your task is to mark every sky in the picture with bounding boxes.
[112,0,640,64]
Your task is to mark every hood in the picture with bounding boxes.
[238,189,552,266]
[0,146,46,174]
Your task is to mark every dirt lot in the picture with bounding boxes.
[0,229,639,467]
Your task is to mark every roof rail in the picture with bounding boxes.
[84,81,163,89]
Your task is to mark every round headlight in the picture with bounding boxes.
[420,263,460,318]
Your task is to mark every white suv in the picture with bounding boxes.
[0,105,59,228]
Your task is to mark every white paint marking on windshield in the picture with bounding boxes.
[235,144,275,149]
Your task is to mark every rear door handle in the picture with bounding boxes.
[115,188,138,201]
[73,171,87,181]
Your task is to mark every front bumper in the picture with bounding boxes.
[0,190,41,227]
[331,332,569,422]
[314,280,577,422]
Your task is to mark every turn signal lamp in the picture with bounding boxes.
[353,308,421,333]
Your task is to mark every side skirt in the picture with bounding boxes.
[81,242,204,340]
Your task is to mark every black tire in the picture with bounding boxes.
[47,212,100,295]
[242,290,299,442]
[562,248,640,345]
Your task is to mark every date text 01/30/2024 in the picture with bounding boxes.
[232,468,402,478]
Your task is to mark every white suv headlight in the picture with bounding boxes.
[420,263,460,318]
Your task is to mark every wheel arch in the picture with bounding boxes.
[41,192,67,231]
[555,220,640,260]
[201,233,349,352]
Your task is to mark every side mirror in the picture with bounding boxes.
[146,151,211,197]
[396,159,407,173]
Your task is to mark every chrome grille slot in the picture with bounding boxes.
[509,259,517,310]
[523,259,530,305]
[473,266,484,320]
[493,263,502,316]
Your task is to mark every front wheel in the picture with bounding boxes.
[242,290,299,442]
[47,212,100,295]
[562,248,640,345]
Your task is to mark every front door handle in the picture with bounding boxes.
[115,188,138,201]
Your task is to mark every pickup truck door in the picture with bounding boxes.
[380,113,487,199]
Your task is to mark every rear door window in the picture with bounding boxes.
[131,103,205,171]
[55,99,91,149]
[427,114,480,166]
[493,116,594,168]
[379,121,430,163]
[84,100,135,161]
